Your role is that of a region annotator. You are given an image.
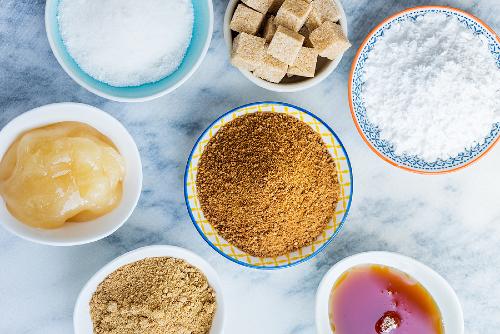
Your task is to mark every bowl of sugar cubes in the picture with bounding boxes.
[224,0,350,92]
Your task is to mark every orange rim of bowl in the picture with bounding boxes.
[348,5,500,175]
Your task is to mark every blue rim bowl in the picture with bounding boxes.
[184,102,354,269]
[349,6,500,174]
[45,0,213,102]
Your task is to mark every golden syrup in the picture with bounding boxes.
[0,122,125,229]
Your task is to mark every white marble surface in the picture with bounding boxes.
[0,0,499,333]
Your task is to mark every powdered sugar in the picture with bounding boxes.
[362,13,500,162]
[58,0,194,87]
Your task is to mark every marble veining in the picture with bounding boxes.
[0,0,499,333]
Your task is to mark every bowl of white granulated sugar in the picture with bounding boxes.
[349,6,500,174]
[45,0,213,102]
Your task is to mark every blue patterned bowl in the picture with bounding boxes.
[45,0,213,102]
[349,6,500,174]
[184,102,353,269]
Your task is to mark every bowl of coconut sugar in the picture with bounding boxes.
[349,6,500,174]
[45,0,213,102]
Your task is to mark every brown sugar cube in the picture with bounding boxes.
[254,54,288,83]
[267,25,305,65]
[269,0,286,13]
[231,33,266,71]
[287,47,318,77]
[309,21,351,60]
[299,25,313,47]
[274,0,312,32]
[230,4,265,35]
[241,0,272,14]
[314,0,340,21]
[305,9,322,31]
[263,16,277,42]
[305,0,340,31]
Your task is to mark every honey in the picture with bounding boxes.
[329,264,444,334]
[0,122,125,229]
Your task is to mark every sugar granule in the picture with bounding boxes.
[362,13,500,162]
[58,0,193,87]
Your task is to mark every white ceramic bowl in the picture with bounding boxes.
[74,245,225,334]
[45,0,214,102]
[0,103,142,246]
[224,0,348,92]
[316,251,464,334]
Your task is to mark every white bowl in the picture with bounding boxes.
[0,103,142,246]
[315,251,464,334]
[223,0,348,92]
[74,245,225,334]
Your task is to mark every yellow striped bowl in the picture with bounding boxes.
[184,102,353,269]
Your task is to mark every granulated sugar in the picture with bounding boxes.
[58,0,193,87]
[362,13,500,162]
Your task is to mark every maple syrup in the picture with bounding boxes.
[329,264,443,334]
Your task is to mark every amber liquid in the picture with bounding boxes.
[0,122,125,229]
[329,264,444,334]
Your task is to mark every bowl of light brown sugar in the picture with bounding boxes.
[184,102,353,269]
[74,245,225,334]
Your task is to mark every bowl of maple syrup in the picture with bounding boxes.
[315,251,464,334]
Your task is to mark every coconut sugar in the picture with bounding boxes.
[196,113,340,258]
[89,257,216,334]
[58,0,194,87]
[362,13,500,162]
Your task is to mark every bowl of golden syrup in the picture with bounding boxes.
[0,103,142,246]
[315,252,463,334]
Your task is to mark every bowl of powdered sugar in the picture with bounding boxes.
[349,6,500,174]
[45,0,213,102]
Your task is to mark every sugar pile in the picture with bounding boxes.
[362,13,500,162]
[58,0,194,87]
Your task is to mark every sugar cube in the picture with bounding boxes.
[231,33,266,71]
[309,21,350,60]
[287,47,318,77]
[274,0,312,32]
[254,54,288,83]
[306,0,340,31]
[263,16,277,42]
[230,4,265,35]
[269,0,286,13]
[305,10,322,31]
[267,25,305,65]
[241,0,271,14]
